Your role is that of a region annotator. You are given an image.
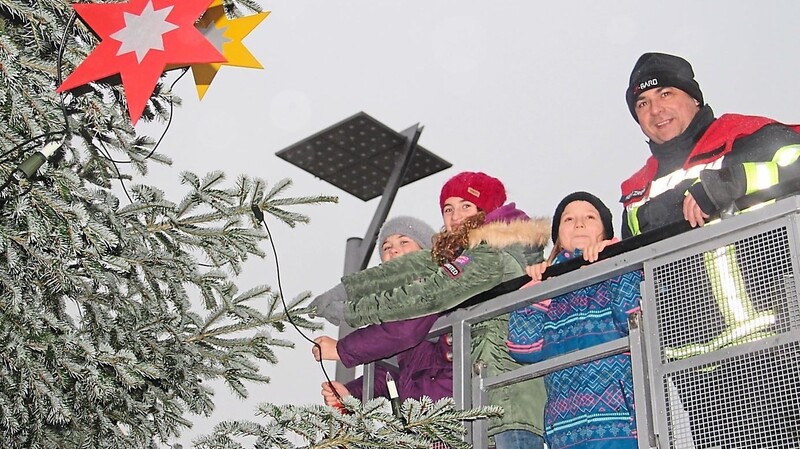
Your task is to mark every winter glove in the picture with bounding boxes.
[694,165,748,213]
[308,283,347,326]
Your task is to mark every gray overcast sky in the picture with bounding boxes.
[147,1,800,445]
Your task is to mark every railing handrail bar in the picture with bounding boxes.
[430,194,800,333]
[483,337,630,390]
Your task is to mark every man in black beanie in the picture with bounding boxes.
[620,52,800,449]
[621,52,800,237]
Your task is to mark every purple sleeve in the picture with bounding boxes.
[345,364,393,400]
[337,314,439,368]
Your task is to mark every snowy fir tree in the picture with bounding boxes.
[0,1,500,448]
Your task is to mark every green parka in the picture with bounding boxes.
[343,215,550,438]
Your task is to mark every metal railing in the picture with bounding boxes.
[356,195,800,448]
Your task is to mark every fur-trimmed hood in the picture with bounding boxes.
[468,217,551,250]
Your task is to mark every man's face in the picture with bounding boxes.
[634,87,700,144]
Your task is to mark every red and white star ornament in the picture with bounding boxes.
[57,0,227,124]
[187,0,270,99]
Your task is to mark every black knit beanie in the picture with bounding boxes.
[551,191,614,244]
[626,52,704,122]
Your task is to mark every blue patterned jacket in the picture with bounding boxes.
[507,249,642,449]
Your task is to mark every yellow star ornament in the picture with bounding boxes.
[191,0,269,99]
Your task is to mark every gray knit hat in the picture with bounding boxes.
[378,216,436,251]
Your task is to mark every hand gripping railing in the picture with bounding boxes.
[438,192,800,448]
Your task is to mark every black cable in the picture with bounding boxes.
[142,68,188,161]
[55,10,135,202]
[94,139,133,204]
[0,176,15,195]
[90,67,189,165]
[17,183,34,198]
[93,139,132,164]
[56,11,77,140]
[81,64,185,203]
[250,204,346,406]
[0,11,74,193]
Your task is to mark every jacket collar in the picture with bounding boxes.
[467,216,550,249]
[648,105,715,174]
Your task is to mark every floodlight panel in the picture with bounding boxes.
[276,112,451,201]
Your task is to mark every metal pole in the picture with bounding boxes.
[454,320,474,444]
[354,124,423,271]
[334,123,424,383]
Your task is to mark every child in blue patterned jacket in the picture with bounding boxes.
[506,191,642,449]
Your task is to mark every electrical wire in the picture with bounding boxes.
[72,67,187,204]
[0,175,15,195]
[94,139,134,204]
[142,68,188,161]
[87,68,189,165]
[0,12,74,193]
[94,138,132,164]
[95,67,187,203]
[56,11,77,140]
[250,204,346,407]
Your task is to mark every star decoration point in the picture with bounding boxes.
[186,1,269,99]
[57,0,226,124]
[199,22,232,52]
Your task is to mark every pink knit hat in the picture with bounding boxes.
[439,171,506,213]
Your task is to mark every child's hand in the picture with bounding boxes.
[525,262,549,282]
[321,381,350,408]
[582,237,620,263]
[313,336,340,361]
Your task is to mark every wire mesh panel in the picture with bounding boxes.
[646,225,800,449]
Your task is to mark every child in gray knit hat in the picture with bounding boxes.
[310,216,436,323]
[378,216,435,261]
[311,216,453,415]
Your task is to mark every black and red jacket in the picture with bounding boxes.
[620,111,800,238]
